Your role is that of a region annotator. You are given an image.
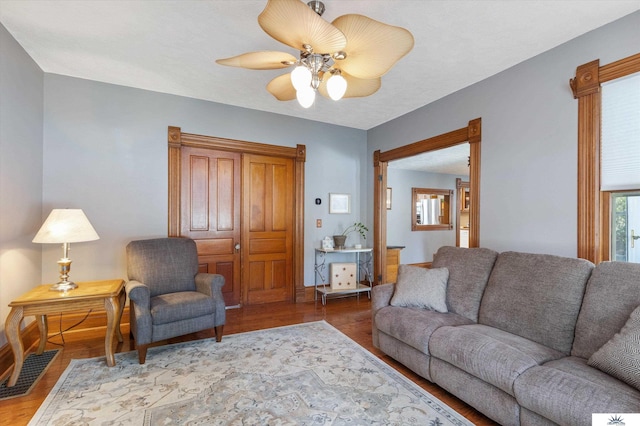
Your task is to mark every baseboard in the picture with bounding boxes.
[0,307,131,380]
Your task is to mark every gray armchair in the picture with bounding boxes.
[125,237,225,364]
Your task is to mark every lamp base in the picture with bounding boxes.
[49,280,78,292]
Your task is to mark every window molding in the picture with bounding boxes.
[571,53,640,263]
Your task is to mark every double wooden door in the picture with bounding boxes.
[179,146,295,306]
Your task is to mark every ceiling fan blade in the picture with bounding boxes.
[216,51,296,70]
[318,71,381,99]
[258,0,346,53]
[266,73,297,101]
[332,14,414,79]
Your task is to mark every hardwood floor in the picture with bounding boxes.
[0,297,496,425]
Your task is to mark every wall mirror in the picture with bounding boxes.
[412,188,453,230]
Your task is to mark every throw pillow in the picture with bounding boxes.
[390,265,448,312]
[587,305,640,391]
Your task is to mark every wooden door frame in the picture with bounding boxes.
[167,126,307,302]
[373,118,481,284]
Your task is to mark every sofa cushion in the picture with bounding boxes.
[478,251,594,354]
[389,265,448,312]
[429,324,565,396]
[432,246,498,322]
[514,356,640,426]
[588,305,640,391]
[375,306,473,353]
[572,261,640,359]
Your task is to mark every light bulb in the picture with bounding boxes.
[327,73,347,101]
[296,87,316,108]
[291,65,312,91]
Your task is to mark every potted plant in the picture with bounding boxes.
[333,222,368,249]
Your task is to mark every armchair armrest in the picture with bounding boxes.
[125,280,150,308]
[195,273,226,325]
[125,280,152,345]
[195,273,225,296]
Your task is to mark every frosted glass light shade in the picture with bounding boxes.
[33,209,99,243]
[327,74,347,100]
[296,87,316,108]
[291,65,312,91]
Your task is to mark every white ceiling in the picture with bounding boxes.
[2,0,639,132]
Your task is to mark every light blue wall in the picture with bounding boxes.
[42,75,368,288]
[1,8,639,338]
[387,169,468,263]
[368,10,640,258]
[0,23,43,346]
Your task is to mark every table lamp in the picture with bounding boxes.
[33,209,100,291]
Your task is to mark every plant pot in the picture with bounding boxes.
[333,235,347,249]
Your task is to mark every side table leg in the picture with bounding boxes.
[5,307,25,387]
[35,315,47,355]
[104,296,118,367]
[115,290,125,343]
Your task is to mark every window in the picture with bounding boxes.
[572,53,640,263]
[611,192,640,263]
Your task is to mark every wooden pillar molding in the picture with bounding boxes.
[373,118,482,285]
[570,53,640,263]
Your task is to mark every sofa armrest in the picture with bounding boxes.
[371,283,395,348]
[372,283,395,312]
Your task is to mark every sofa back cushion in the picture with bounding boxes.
[572,261,640,359]
[431,246,498,322]
[478,252,594,354]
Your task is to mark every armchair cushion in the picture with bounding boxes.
[150,291,215,325]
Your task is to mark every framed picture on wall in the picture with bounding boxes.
[386,187,392,210]
[329,193,351,214]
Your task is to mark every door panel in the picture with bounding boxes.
[243,154,294,305]
[181,147,241,306]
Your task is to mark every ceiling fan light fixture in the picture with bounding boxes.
[307,1,325,16]
[296,86,316,108]
[291,65,312,91]
[326,72,347,100]
[219,0,413,108]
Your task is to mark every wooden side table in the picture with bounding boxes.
[4,279,125,387]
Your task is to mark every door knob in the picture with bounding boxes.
[632,230,639,249]
[235,243,241,252]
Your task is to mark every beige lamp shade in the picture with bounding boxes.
[33,209,99,244]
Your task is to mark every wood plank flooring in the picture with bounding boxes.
[0,297,497,425]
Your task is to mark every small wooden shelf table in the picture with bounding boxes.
[314,248,373,305]
[4,279,125,387]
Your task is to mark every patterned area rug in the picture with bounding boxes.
[30,321,472,425]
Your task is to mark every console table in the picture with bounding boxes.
[314,248,372,305]
[4,279,125,387]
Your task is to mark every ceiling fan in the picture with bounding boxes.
[216,0,414,108]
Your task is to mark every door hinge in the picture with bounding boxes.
[378,274,383,282]
[378,174,383,181]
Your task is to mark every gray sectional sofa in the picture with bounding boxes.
[372,246,640,425]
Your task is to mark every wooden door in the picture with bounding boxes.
[242,154,294,304]
[180,146,241,306]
